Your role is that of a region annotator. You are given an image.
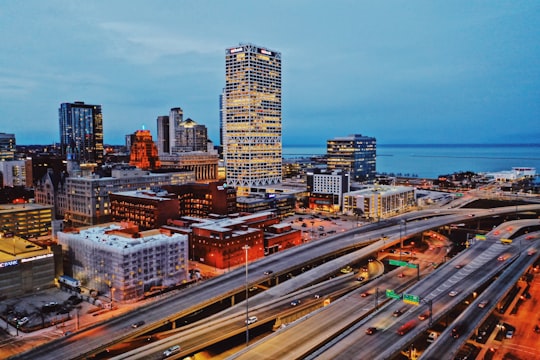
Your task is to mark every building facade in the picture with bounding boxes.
[0,132,16,161]
[129,129,161,170]
[59,101,104,165]
[223,44,282,194]
[159,152,219,182]
[34,165,195,226]
[0,234,55,299]
[57,222,189,301]
[0,203,53,240]
[0,159,32,188]
[327,134,376,182]
[164,181,237,218]
[342,185,416,220]
[163,212,301,270]
[110,190,179,231]
[306,169,350,213]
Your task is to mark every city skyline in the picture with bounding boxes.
[1,1,539,146]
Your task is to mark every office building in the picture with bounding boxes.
[162,211,301,270]
[59,101,104,165]
[156,115,171,154]
[0,132,16,161]
[306,169,350,213]
[0,159,32,188]
[163,181,236,218]
[57,222,189,301]
[327,134,376,181]
[129,129,161,170]
[34,165,195,226]
[0,234,55,300]
[110,189,179,231]
[342,185,416,220]
[223,44,282,194]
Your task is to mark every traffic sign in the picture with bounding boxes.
[386,289,401,299]
[403,293,420,305]
[389,259,407,267]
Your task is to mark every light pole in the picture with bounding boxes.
[399,219,405,261]
[243,244,250,346]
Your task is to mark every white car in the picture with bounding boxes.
[449,290,459,297]
[245,316,258,325]
[163,345,181,357]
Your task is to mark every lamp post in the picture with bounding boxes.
[399,219,405,261]
[243,244,250,346]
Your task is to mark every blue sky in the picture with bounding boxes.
[1,1,539,146]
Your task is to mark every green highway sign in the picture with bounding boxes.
[403,293,420,305]
[386,289,401,299]
[389,259,418,269]
[389,259,407,267]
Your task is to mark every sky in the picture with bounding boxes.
[1,1,539,146]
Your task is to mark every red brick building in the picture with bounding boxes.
[163,212,302,270]
[110,190,179,231]
[129,129,161,170]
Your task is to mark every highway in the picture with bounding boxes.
[228,220,540,360]
[9,205,540,360]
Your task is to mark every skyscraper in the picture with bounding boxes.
[59,101,104,165]
[327,134,376,181]
[0,132,16,161]
[223,44,282,194]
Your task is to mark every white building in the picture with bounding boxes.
[484,167,536,182]
[57,222,189,302]
[343,185,416,220]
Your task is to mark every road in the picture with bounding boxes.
[9,206,540,360]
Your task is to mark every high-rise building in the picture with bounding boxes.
[129,129,161,170]
[156,115,170,155]
[223,44,282,194]
[157,108,209,154]
[0,132,16,161]
[59,101,104,165]
[327,134,376,181]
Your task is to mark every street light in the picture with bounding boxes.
[399,219,406,261]
[243,244,250,346]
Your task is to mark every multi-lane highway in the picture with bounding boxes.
[10,205,540,360]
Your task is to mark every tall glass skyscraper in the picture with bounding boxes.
[59,101,104,165]
[223,44,282,193]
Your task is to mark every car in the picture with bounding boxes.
[17,317,29,326]
[498,255,507,261]
[313,294,320,299]
[290,299,301,306]
[418,311,431,321]
[506,329,514,338]
[393,310,403,317]
[478,300,489,308]
[263,270,274,275]
[163,344,181,357]
[245,316,258,325]
[131,320,145,328]
[455,264,464,269]
[360,292,369,297]
[449,290,459,297]
[365,327,377,335]
[356,276,365,282]
[340,266,353,274]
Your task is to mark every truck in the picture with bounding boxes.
[397,320,417,336]
[58,275,81,289]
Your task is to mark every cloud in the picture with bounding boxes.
[98,21,223,64]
